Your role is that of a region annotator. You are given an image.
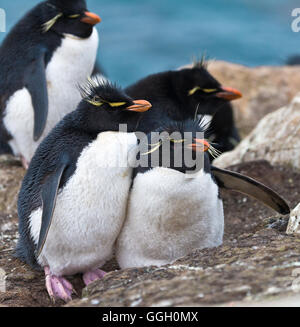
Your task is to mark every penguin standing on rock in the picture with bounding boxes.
[0,0,101,167]
[16,78,152,302]
[125,61,242,160]
[116,120,290,269]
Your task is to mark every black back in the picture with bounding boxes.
[16,115,93,268]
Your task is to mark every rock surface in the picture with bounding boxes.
[68,229,300,307]
[1,62,300,307]
[214,94,300,170]
[67,161,300,307]
[0,159,299,307]
[0,156,24,215]
[208,61,300,137]
[287,203,300,235]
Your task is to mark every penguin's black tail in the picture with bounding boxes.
[15,238,41,271]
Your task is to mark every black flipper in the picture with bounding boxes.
[0,140,13,155]
[24,47,48,141]
[211,166,290,215]
[37,155,70,257]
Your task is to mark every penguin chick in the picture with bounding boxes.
[116,119,225,268]
[16,77,152,302]
[0,0,101,167]
[116,120,290,269]
[125,60,242,161]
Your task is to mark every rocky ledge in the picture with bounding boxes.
[68,228,300,307]
[66,160,300,307]
[2,62,300,307]
[0,155,299,308]
[214,93,300,170]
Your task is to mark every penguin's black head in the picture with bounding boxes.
[173,60,242,116]
[77,77,152,133]
[42,0,101,38]
[137,119,217,175]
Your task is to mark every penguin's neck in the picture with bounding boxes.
[169,73,191,109]
[149,73,175,99]
[127,72,175,101]
[149,72,188,120]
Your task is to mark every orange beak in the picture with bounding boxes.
[81,12,102,25]
[216,87,242,101]
[187,139,210,153]
[126,100,152,113]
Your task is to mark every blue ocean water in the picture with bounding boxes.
[0,0,299,86]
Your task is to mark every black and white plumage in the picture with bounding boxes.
[125,61,242,161]
[0,0,101,166]
[116,119,290,269]
[16,78,152,302]
[116,120,224,268]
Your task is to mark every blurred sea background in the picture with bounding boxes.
[0,0,299,86]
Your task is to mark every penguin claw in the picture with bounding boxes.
[20,156,29,170]
[44,266,74,303]
[83,269,107,286]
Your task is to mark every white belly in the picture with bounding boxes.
[29,132,137,276]
[116,167,224,269]
[4,28,99,162]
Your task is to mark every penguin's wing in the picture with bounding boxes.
[24,47,48,141]
[211,166,290,215]
[37,156,70,256]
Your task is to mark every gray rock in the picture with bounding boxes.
[208,61,300,137]
[214,94,300,170]
[287,203,300,235]
[0,155,24,215]
[67,229,300,307]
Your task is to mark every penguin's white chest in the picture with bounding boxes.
[4,28,99,162]
[29,132,137,276]
[116,168,224,269]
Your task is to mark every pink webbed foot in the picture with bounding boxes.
[44,266,75,303]
[83,269,107,286]
[21,156,29,170]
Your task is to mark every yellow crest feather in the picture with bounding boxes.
[42,13,63,33]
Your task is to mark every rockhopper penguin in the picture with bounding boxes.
[116,120,290,269]
[125,60,242,160]
[16,77,152,302]
[0,0,101,167]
